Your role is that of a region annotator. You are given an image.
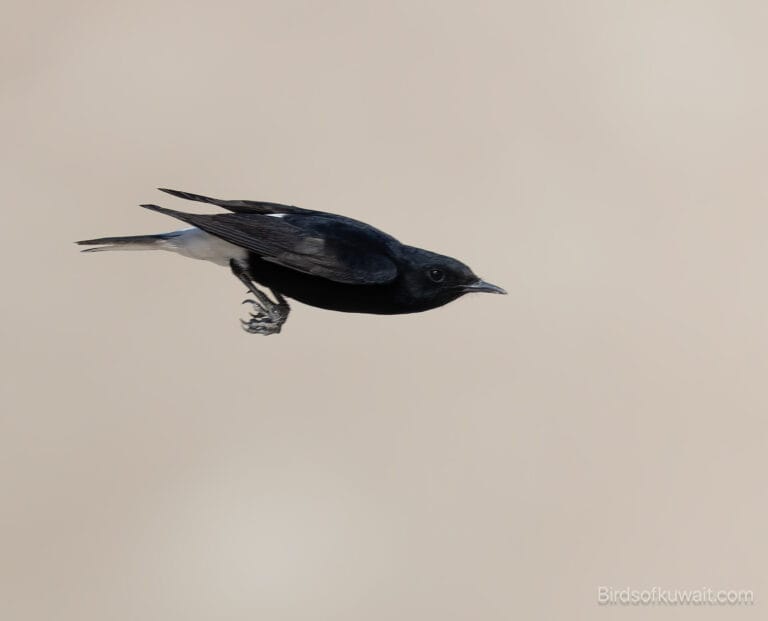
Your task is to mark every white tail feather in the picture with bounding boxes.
[78,228,248,267]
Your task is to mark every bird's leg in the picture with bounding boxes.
[229,260,290,335]
[241,288,290,335]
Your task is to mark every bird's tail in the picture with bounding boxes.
[76,231,182,252]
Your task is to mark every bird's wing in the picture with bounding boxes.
[157,188,313,215]
[142,204,398,284]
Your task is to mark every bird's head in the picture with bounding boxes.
[398,246,506,311]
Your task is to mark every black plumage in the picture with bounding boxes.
[78,189,505,334]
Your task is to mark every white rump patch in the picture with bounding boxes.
[163,228,248,266]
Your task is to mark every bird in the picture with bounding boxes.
[77,189,506,335]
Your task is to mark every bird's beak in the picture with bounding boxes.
[463,279,507,295]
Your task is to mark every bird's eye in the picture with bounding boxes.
[428,268,445,283]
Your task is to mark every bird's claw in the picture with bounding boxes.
[239,298,289,336]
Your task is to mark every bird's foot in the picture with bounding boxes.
[240,298,289,336]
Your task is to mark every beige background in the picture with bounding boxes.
[1,1,766,619]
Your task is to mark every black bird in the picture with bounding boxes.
[77,189,506,335]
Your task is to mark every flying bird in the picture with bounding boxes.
[77,189,506,335]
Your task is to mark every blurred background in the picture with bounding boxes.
[1,1,767,619]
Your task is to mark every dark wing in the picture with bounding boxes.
[157,188,313,215]
[142,204,398,284]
